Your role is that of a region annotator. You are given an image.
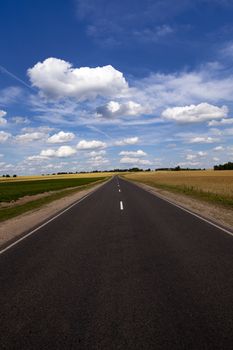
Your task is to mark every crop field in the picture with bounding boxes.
[124,170,233,207]
[0,172,113,183]
[0,177,107,202]
[0,175,109,222]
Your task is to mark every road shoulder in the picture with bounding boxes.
[124,179,233,232]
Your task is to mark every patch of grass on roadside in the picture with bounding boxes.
[0,177,104,202]
[0,178,107,222]
[146,182,233,207]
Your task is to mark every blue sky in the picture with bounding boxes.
[0,0,233,174]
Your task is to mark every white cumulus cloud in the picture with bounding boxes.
[28,57,128,100]
[40,146,76,158]
[96,100,149,118]
[197,151,207,156]
[40,149,56,157]
[186,154,197,160]
[213,146,224,151]
[55,146,77,157]
[77,139,107,150]
[119,149,147,157]
[120,157,151,165]
[0,110,7,125]
[87,155,109,167]
[0,131,11,143]
[89,150,106,157]
[188,136,218,144]
[115,137,139,146]
[27,155,48,161]
[15,132,47,143]
[161,103,228,123]
[47,131,75,143]
[208,118,233,126]
[186,151,207,160]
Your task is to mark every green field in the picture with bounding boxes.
[0,177,105,202]
[0,176,108,222]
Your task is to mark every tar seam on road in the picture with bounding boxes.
[0,180,110,256]
[125,179,233,238]
[120,201,124,210]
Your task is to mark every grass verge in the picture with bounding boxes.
[0,178,107,222]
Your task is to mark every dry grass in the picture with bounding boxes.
[123,170,233,207]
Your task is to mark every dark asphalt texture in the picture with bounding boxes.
[0,176,233,349]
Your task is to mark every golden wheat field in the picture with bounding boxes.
[124,170,233,200]
[0,172,115,183]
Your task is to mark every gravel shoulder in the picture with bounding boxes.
[129,180,233,232]
[0,181,107,248]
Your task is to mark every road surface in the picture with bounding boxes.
[0,176,233,349]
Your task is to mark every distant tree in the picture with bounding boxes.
[129,167,142,172]
[13,174,17,177]
[214,162,233,170]
[155,168,170,171]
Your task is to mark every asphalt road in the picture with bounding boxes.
[0,176,233,349]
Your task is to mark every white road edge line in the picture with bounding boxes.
[120,201,124,210]
[148,190,233,237]
[122,179,233,238]
[0,180,110,256]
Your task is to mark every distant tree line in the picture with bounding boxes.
[155,166,204,171]
[1,174,17,177]
[41,166,207,176]
[49,168,145,175]
[214,162,233,170]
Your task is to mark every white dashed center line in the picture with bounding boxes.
[120,201,124,210]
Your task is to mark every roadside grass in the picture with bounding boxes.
[0,177,105,202]
[0,177,107,222]
[123,170,233,208]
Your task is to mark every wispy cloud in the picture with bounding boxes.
[75,0,190,46]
